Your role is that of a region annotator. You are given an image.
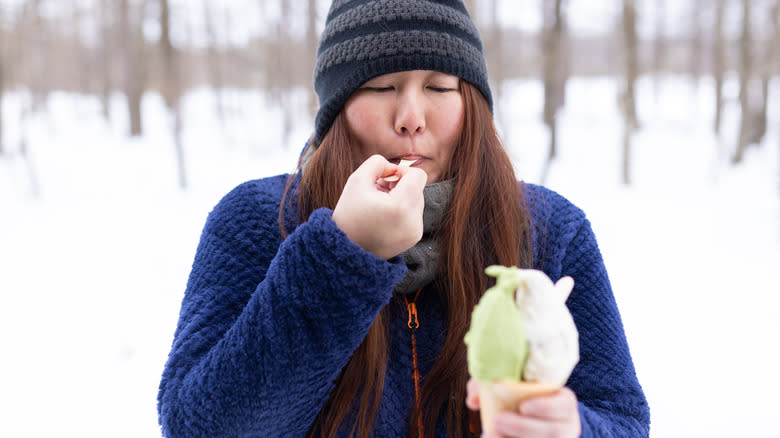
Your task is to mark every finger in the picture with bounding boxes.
[465,378,481,410]
[391,166,427,194]
[517,388,578,421]
[494,411,552,436]
[374,176,395,193]
[389,167,426,213]
[495,410,580,438]
[354,154,396,183]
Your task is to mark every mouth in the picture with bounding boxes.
[390,156,424,166]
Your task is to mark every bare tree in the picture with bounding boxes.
[689,0,703,87]
[463,0,476,16]
[0,70,3,156]
[21,0,49,112]
[119,0,145,136]
[306,0,319,118]
[621,0,639,185]
[713,0,726,133]
[266,0,297,149]
[98,0,114,119]
[733,0,754,163]
[653,0,666,100]
[487,0,504,105]
[203,1,228,129]
[70,2,90,94]
[159,0,187,189]
[13,0,46,196]
[0,4,6,155]
[540,0,568,184]
[159,0,177,108]
[755,1,779,157]
[773,1,780,193]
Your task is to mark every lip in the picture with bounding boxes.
[391,155,425,166]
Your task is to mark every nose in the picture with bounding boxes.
[394,89,426,136]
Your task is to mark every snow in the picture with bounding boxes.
[1,75,779,437]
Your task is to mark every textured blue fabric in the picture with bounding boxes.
[158,175,650,437]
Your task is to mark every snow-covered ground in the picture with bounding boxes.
[1,76,778,437]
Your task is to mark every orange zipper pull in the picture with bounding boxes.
[407,301,419,331]
[405,287,423,330]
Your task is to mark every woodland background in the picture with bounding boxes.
[0,0,778,189]
[0,1,779,437]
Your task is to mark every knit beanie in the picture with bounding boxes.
[312,0,492,144]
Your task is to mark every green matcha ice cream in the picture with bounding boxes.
[464,265,529,383]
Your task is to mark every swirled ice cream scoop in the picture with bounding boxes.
[464,266,579,433]
[511,267,578,383]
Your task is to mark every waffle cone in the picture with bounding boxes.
[478,380,562,434]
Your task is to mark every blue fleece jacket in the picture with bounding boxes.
[157,175,650,437]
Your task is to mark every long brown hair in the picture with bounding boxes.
[279,82,533,437]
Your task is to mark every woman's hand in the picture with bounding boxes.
[332,154,427,259]
[466,378,581,438]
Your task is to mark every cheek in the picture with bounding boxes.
[345,102,381,153]
[438,100,464,151]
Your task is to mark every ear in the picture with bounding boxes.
[554,276,575,303]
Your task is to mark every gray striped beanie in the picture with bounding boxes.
[312,0,492,144]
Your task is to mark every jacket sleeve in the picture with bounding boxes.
[562,218,651,437]
[157,182,407,438]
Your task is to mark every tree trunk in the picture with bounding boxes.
[0,10,5,156]
[773,1,780,193]
[160,0,187,189]
[653,0,666,101]
[160,0,177,108]
[734,0,753,163]
[273,0,294,149]
[203,2,229,135]
[19,110,40,198]
[756,75,769,143]
[690,0,702,87]
[24,0,48,113]
[0,62,4,157]
[307,0,319,118]
[464,0,477,16]
[71,2,90,94]
[488,0,504,104]
[120,0,144,137]
[758,1,780,152]
[621,0,639,185]
[0,98,3,157]
[713,0,726,133]
[542,0,567,163]
[99,0,113,120]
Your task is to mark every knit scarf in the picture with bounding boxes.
[393,179,454,295]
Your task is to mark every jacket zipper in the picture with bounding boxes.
[405,288,425,438]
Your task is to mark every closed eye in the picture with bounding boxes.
[364,86,394,92]
[428,87,455,93]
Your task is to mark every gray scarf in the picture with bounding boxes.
[393,179,454,295]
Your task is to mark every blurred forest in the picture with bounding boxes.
[0,0,778,188]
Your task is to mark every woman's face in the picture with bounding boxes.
[343,70,464,184]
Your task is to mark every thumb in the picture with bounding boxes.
[390,166,427,196]
[352,154,396,183]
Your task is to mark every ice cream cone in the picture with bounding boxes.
[478,380,561,434]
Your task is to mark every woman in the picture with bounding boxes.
[157,1,650,437]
